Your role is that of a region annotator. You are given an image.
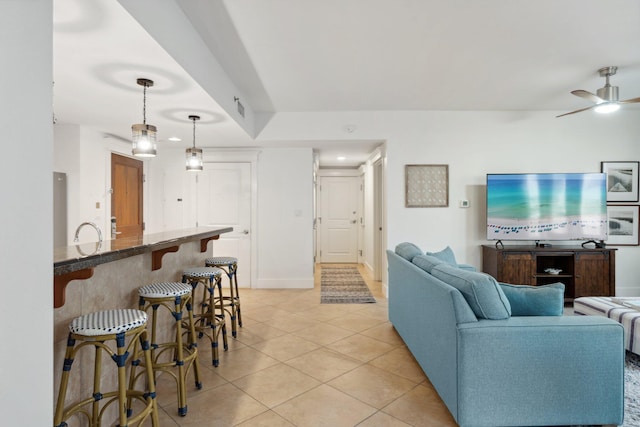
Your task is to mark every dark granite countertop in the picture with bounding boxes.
[54,227,233,275]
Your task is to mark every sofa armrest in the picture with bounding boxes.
[455,315,624,427]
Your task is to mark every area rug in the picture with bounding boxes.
[320,266,376,304]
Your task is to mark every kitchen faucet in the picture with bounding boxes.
[73,222,103,243]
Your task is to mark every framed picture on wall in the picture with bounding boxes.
[601,161,639,202]
[405,164,449,207]
[606,204,640,246]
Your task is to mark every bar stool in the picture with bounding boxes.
[182,267,228,367]
[54,309,158,427]
[129,282,201,417]
[205,256,242,338]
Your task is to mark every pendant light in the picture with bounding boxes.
[186,115,203,171]
[131,78,157,157]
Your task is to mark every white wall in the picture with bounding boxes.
[0,1,53,424]
[256,148,315,288]
[145,146,196,233]
[258,109,640,296]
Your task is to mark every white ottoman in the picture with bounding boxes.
[574,296,640,355]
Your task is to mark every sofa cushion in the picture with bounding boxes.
[426,246,458,266]
[412,254,444,273]
[498,282,565,316]
[431,264,511,319]
[395,242,423,262]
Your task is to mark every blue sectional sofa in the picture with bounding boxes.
[387,244,624,427]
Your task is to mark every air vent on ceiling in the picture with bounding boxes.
[234,96,245,118]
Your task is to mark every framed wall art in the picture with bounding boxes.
[601,161,639,202]
[606,204,640,246]
[405,164,449,207]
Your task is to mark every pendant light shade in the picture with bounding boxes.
[132,78,157,157]
[186,115,203,171]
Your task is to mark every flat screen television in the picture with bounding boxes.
[486,173,607,241]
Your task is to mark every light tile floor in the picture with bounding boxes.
[153,264,457,427]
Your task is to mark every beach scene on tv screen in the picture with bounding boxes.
[487,173,607,241]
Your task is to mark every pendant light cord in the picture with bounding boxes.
[192,117,196,148]
[142,84,147,125]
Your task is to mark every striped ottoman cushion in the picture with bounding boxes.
[574,296,640,355]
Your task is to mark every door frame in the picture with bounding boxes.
[368,148,387,293]
[202,149,259,288]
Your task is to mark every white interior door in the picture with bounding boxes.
[197,162,252,287]
[319,176,360,263]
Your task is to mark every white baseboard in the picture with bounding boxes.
[363,261,374,273]
[256,278,314,289]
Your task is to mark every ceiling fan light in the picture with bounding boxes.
[594,102,620,114]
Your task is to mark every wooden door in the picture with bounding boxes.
[111,153,143,238]
[319,176,360,263]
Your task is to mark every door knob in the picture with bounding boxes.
[351,220,357,224]
[243,229,249,235]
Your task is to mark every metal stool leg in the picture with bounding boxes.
[54,310,158,427]
[182,268,227,367]
[130,283,200,417]
[205,259,242,337]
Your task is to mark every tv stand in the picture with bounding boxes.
[482,245,616,302]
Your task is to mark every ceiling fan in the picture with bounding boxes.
[556,66,640,117]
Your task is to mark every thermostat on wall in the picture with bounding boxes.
[460,200,470,208]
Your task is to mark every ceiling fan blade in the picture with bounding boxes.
[619,96,640,104]
[571,90,603,104]
[556,105,596,118]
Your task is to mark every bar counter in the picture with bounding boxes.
[53,226,232,308]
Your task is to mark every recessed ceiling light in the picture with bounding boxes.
[168,136,181,142]
[337,156,346,161]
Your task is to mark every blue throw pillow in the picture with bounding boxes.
[426,246,458,266]
[412,254,444,273]
[395,242,423,262]
[499,282,565,316]
[431,264,511,320]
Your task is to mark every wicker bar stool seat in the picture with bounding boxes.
[204,256,242,337]
[129,282,201,417]
[182,267,228,367]
[54,309,158,427]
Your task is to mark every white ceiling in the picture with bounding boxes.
[53,0,640,167]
